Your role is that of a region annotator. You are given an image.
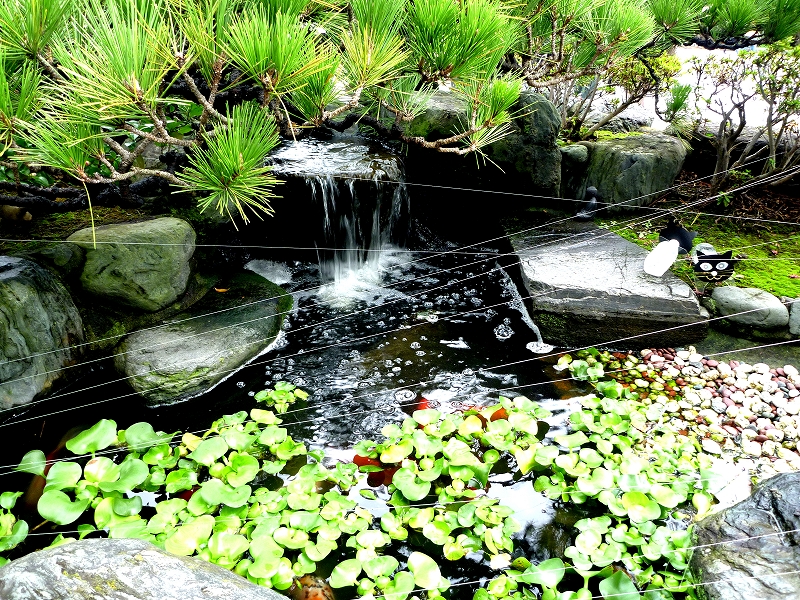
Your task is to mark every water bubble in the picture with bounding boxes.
[494,324,514,340]
[377,320,385,327]
[395,390,415,402]
[451,293,461,301]
[384,360,394,368]
[248,391,255,397]
[405,360,413,366]
[410,341,421,349]
[503,317,511,325]
[485,309,497,319]
[420,336,428,341]
[416,350,426,356]
[462,368,474,376]
[470,297,482,306]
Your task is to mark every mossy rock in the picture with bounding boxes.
[114,271,292,406]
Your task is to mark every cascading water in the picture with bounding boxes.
[268,135,410,300]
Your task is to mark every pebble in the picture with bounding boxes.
[599,348,800,483]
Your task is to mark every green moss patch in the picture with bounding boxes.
[599,214,800,298]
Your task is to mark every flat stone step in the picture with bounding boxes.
[503,214,707,349]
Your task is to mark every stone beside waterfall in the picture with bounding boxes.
[114,271,291,406]
[0,257,84,407]
[67,217,196,312]
[504,216,707,348]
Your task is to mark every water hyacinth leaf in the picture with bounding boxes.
[596,380,623,399]
[165,468,198,494]
[227,453,260,487]
[258,426,287,446]
[164,514,215,556]
[77,524,95,540]
[458,414,484,437]
[412,409,441,426]
[112,495,142,517]
[99,458,149,493]
[273,526,309,549]
[143,444,179,468]
[356,529,390,548]
[289,511,323,532]
[360,489,378,500]
[423,521,451,545]
[574,529,602,554]
[329,558,362,588]
[209,531,249,561]
[650,483,686,508]
[223,430,257,451]
[554,432,589,449]
[66,420,118,455]
[249,553,282,579]
[0,519,27,552]
[621,491,662,523]
[83,457,120,483]
[199,479,251,508]
[250,408,280,424]
[364,555,400,579]
[383,571,415,600]
[304,538,337,561]
[392,467,431,501]
[190,437,229,466]
[598,570,639,600]
[38,490,90,525]
[412,430,443,457]
[520,557,566,588]
[443,438,481,466]
[44,462,83,492]
[124,422,174,450]
[0,491,22,510]
[380,438,414,463]
[408,551,442,589]
[15,450,46,476]
[275,438,306,460]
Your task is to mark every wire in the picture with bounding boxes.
[2,155,792,373]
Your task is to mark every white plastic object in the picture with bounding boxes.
[643,239,679,277]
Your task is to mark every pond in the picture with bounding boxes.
[0,136,595,596]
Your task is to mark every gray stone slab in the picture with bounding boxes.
[505,218,707,348]
[711,287,789,329]
[0,538,287,600]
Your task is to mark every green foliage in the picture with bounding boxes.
[407,0,511,82]
[177,101,280,224]
[703,0,766,40]
[0,0,73,60]
[761,0,800,42]
[648,0,704,49]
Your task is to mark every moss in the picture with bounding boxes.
[600,214,800,298]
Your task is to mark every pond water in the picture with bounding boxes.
[0,136,594,589]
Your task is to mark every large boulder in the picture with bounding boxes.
[504,216,707,348]
[404,90,563,197]
[114,271,291,406]
[67,217,196,312]
[0,257,83,408]
[790,299,800,336]
[711,287,789,329]
[689,472,800,600]
[582,132,687,211]
[0,538,287,600]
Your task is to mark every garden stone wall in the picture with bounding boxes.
[0,538,287,600]
[0,256,83,408]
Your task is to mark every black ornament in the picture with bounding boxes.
[658,218,698,254]
[692,248,736,282]
[574,186,599,221]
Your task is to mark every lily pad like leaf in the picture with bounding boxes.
[190,437,229,466]
[66,420,118,455]
[124,422,174,450]
[164,514,215,556]
[98,459,149,493]
[598,570,639,600]
[392,467,431,501]
[329,558,362,588]
[15,450,46,476]
[364,555,399,579]
[44,462,83,492]
[520,558,566,588]
[199,479,251,508]
[38,490,91,525]
[408,551,442,589]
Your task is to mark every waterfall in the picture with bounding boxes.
[306,174,410,285]
[268,135,409,297]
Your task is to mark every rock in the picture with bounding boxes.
[560,144,591,202]
[0,538,286,600]
[67,217,196,312]
[481,90,563,196]
[405,90,563,197]
[790,299,800,335]
[583,104,654,134]
[581,132,687,211]
[114,271,291,406]
[504,216,707,348]
[689,472,800,600]
[711,287,790,329]
[0,257,83,408]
